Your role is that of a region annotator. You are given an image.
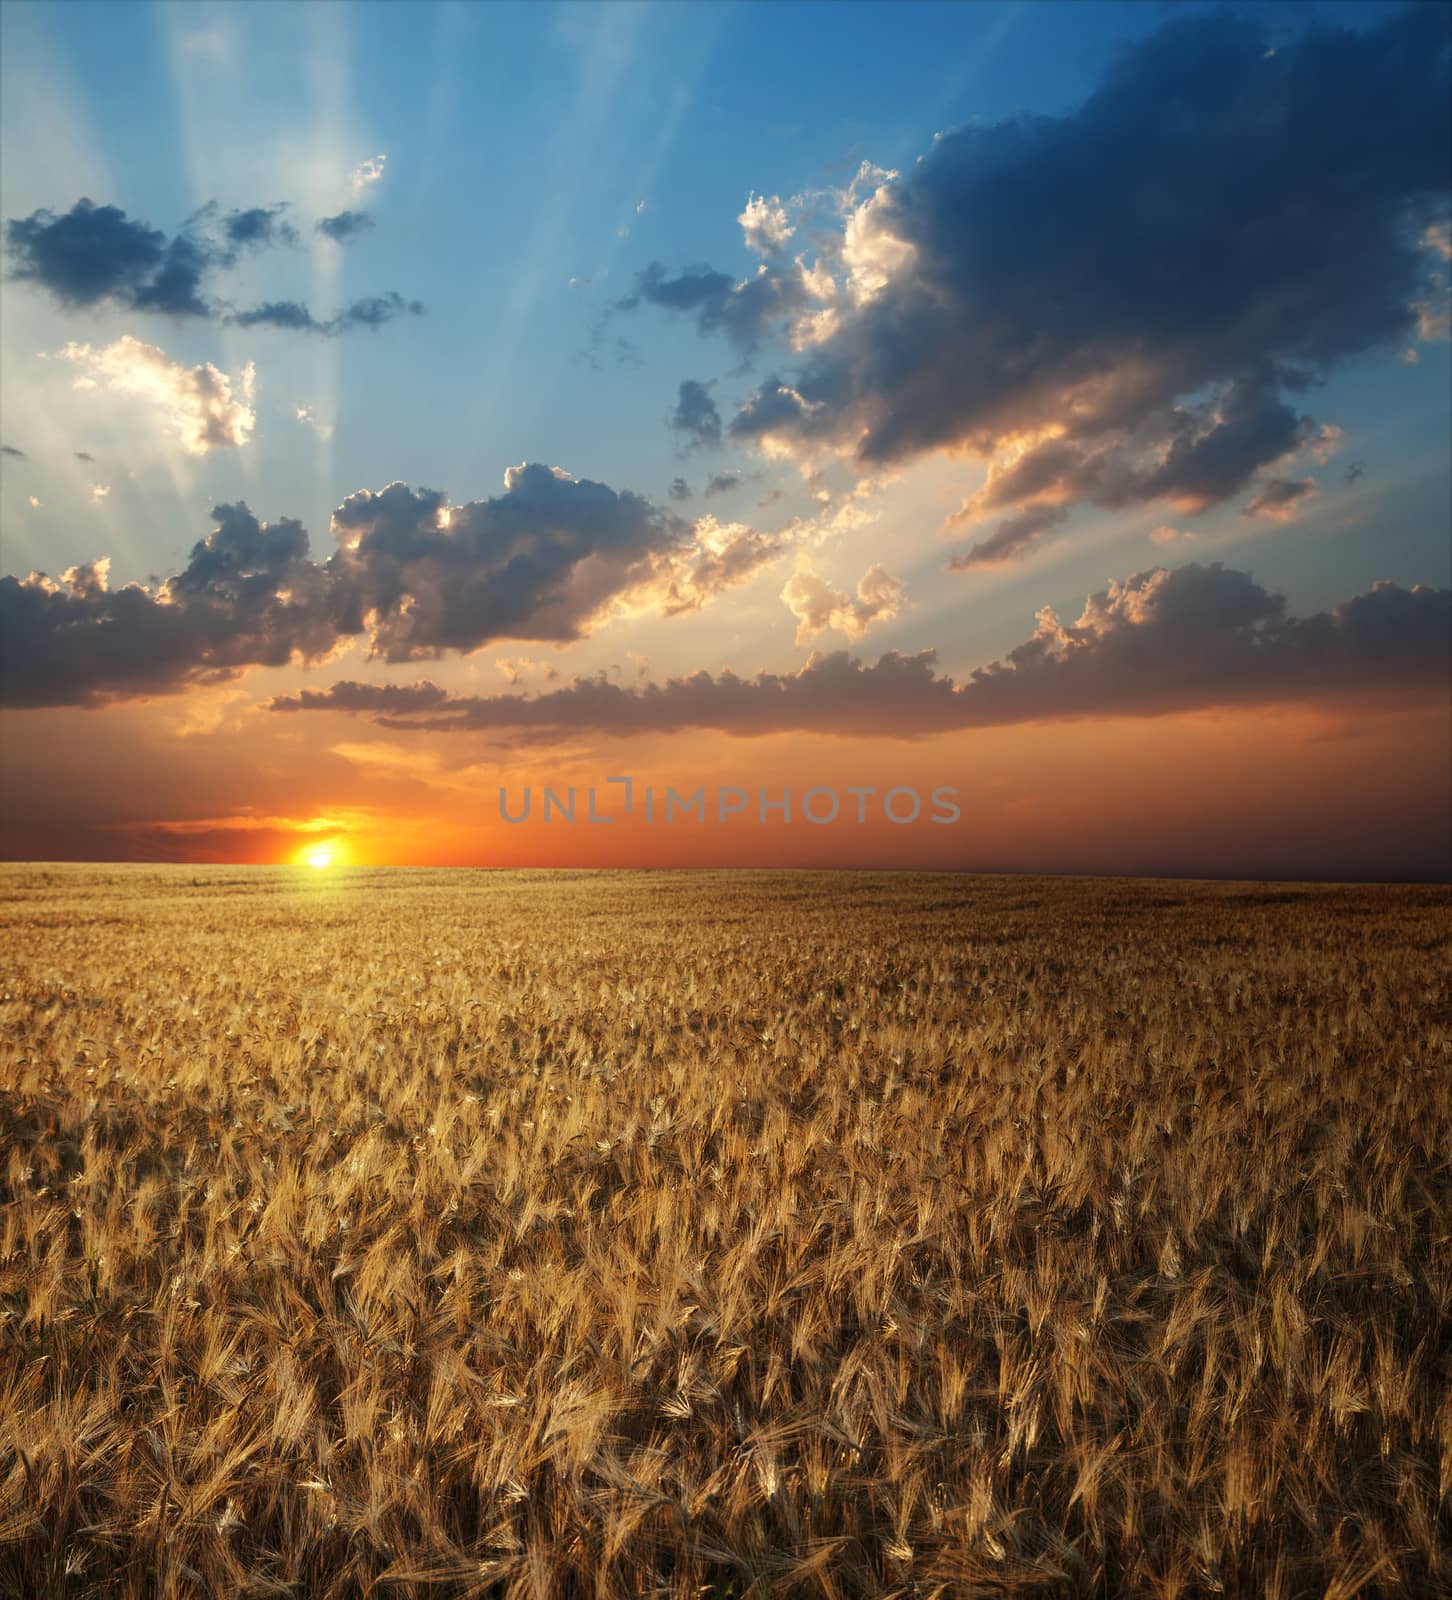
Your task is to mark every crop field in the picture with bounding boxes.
[0,865,1449,1599]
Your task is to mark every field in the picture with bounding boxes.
[1,865,1449,1599]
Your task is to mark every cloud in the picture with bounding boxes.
[1310,424,1344,465]
[74,450,94,462]
[781,562,903,645]
[230,290,424,336]
[950,502,1069,569]
[6,198,212,317]
[57,336,255,453]
[634,515,786,619]
[638,8,1450,552]
[1242,477,1316,522]
[350,155,387,197]
[704,472,742,498]
[295,404,335,441]
[90,483,111,501]
[6,196,422,335]
[669,379,722,449]
[615,260,813,356]
[494,657,560,688]
[739,193,794,256]
[1150,525,1195,546]
[326,466,696,660]
[268,565,1451,739]
[668,477,692,502]
[0,467,780,705]
[317,210,375,244]
[216,203,298,254]
[0,508,335,707]
[285,679,453,715]
[1,445,24,458]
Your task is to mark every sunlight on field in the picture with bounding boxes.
[0,867,1448,1597]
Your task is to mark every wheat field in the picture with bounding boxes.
[0,865,1448,1598]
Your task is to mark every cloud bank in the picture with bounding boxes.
[0,467,781,706]
[267,565,1451,738]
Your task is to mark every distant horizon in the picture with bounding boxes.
[5,858,1448,889]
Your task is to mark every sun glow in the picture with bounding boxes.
[293,837,348,870]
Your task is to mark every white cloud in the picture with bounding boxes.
[295,404,335,442]
[351,153,387,197]
[781,561,903,646]
[839,173,914,305]
[57,337,256,454]
[739,192,794,256]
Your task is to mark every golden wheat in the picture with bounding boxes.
[0,865,1448,1598]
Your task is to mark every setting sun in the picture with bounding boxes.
[294,837,348,870]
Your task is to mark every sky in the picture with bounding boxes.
[1,0,1448,879]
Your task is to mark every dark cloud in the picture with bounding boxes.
[617,260,810,354]
[730,376,815,440]
[0,506,335,707]
[669,477,693,502]
[267,565,1451,738]
[946,376,1323,561]
[0,466,768,704]
[229,300,318,332]
[704,472,743,499]
[6,196,422,335]
[316,210,375,243]
[326,466,689,661]
[669,379,723,450]
[1242,477,1317,522]
[666,7,1448,549]
[74,451,95,463]
[1139,375,1312,510]
[1,445,24,459]
[230,290,424,336]
[6,199,212,317]
[219,204,298,253]
[951,503,1069,569]
[1346,462,1365,486]
[276,679,452,716]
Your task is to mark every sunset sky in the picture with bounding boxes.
[2,0,1449,877]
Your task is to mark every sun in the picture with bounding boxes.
[294,837,348,870]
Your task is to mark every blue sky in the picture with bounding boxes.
[1,0,1448,872]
